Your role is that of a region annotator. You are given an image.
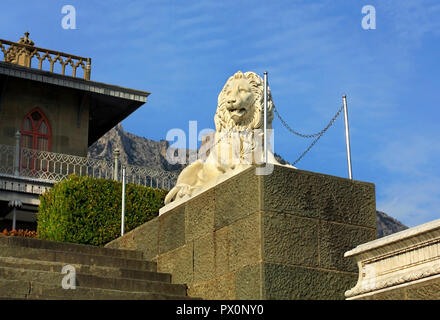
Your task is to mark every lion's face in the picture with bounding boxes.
[215,71,273,133]
[223,78,255,124]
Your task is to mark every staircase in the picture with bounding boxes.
[0,236,196,300]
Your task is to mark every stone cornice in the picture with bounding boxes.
[0,61,149,102]
[345,219,440,298]
[345,219,440,258]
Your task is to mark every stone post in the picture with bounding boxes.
[113,148,120,181]
[8,200,22,231]
[14,131,21,176]
[85,58,92,80]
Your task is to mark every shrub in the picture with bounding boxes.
[37,175,167,246]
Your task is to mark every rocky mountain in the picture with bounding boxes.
[88,124,185,172]
[376,210,408,238]
[89,125,408,238]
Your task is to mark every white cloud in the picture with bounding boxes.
[375,135,440,176]
[379,0,440,42]
[375,134,440,227]
[173,14,213,29]
[377,178,440,227]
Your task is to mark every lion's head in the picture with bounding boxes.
[214,71,274,133]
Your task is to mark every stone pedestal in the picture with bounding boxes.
[106,165,376,299]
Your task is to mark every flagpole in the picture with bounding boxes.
[121,167,126,236]
[342,95,353,180]
[263,71,268,164]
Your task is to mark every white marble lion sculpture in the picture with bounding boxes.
[164,71,286,205]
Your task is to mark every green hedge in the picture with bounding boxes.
[37,175,167,246]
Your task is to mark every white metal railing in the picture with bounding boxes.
[0,144,15,175]
[20,147,115,182]
[0,139,178,190]
[123,163,177,190]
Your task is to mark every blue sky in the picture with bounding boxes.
[1,0,439,227]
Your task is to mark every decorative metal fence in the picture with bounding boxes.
[0,144,15,175]
[123,164,178,190]
[0,142,179,191]
[20,147,115,182]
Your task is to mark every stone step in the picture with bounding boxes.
[0,236,198,300]
[0,246,157,272]
[0,266,187,296]
[0,236,143,260]
[0,256,171,283]
[0,279,198,300]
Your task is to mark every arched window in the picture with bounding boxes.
[20,108,51,152]
[20,108,51,171]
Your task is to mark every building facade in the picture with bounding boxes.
[0,32,152,230]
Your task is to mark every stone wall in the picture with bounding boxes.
[106,165,377,299]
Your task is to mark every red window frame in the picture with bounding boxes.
[20,107,52,170]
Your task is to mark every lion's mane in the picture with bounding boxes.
[214,71,274,133]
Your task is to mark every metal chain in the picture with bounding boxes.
[204,130,231,151]
[273,105,343,138]
[203,104,344,166]
[284,105,345,166]
[291,129,327,166]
